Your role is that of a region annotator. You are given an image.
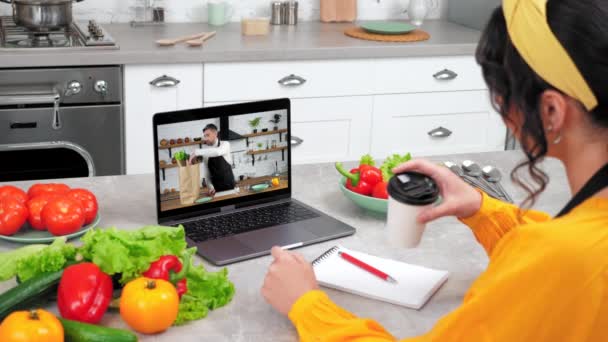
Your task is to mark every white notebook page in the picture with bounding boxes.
[313,246,449,310]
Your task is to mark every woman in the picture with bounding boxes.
[261,0,608,340]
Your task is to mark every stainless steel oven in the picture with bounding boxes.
[0,66,124,181]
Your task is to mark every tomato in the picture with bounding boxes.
[0,185,28,204]
[0,309,63,342]
[0,198,28,236]
[26,194,58,231]
[27,183,70,199]
[120,277,179,334]
[41,197,85,236]
[66,189,98,224]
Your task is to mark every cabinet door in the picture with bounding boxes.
[371,91,505,157]
[124,64,203,175]
[205,97,374,165]
[290,97,373,164]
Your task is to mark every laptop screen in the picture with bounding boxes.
[155,107,289,214]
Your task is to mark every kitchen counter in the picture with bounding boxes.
[0,20,481,68]
[0,151,571,341]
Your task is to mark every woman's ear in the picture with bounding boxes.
[539,90,568,134]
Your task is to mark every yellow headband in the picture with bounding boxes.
[503,0,598,111]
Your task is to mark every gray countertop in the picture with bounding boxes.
[0,20,481,68]
[0,151,570,341]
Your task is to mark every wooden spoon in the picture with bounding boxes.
[186,31,217,47]
[156,32,210,46]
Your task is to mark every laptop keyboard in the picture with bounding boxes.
[181,202,320,242]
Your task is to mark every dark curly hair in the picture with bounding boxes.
[476,0,608,207]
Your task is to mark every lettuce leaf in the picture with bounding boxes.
[174,295,209,326]
[16,237,77,282]
[0,244,48,281]
[174,247,235,325]
[380,153,412,181]
[79,226,187,284]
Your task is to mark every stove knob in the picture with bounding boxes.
[94,80,108,95]
[64,81,82,97]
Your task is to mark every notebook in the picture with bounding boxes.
[313,245,449,310]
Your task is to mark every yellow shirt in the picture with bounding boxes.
[288,193,608,341]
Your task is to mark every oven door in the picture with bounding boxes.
[0,104,124,182]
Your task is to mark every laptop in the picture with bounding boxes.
[153,98,356,265]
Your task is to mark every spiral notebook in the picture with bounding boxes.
[313,246,449,310]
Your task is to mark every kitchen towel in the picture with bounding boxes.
[313,245,449,309]
[178,164,201,205]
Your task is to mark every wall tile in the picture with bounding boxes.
[0,0,447,23]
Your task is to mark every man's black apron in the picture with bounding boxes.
[555,163,608,217]
[207,139,236,192]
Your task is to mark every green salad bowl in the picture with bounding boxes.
[339,178,388,215]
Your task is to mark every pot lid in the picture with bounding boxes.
[13,0,74,5]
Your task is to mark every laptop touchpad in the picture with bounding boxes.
[236,225,316,251]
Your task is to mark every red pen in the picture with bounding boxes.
[339,251,398,284]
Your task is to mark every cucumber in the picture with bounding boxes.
[0,270,63,320]
[60,319,138,342]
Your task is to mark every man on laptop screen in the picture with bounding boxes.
[189,124,236,196]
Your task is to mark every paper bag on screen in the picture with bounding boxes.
[178,164,200,205]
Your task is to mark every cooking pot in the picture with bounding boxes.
[0,0,84,32]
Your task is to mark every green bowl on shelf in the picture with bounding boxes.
[251,184,270,192]
[339,178,388,215]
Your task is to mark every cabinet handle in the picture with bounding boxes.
[150,75,181,88]
[432,69,458,81]
[428,126,452,138]
[278,74,307,87]
[291,135,304,146]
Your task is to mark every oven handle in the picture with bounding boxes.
[0,91,60,106]
[0,90,62,130]
[0,141,96,177]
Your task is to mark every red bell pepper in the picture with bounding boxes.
[372,181,389,199]
[57,263,113,324]
[336,160,383,196]
[143,255,188,298]
[336,162,373,195]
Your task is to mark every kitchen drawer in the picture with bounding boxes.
[373,56,487,94]
[371,91,505,157]
[204,60,374,102]
[291,97,373,164]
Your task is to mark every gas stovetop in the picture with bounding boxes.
[0,17,118,50]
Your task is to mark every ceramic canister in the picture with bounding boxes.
[386,172,439,248]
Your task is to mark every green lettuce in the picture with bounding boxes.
[380,153,412,181]
[0,244,48,281]
[174,247,235,325]
[359,154,376,166]
[16,237,77,282]
[79,226,187,284]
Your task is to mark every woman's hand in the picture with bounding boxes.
[393,159,482,223]
[262,247,319,316]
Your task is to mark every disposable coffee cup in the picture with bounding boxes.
[386,172,440,248]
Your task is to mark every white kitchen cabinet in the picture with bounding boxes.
[373,56,487,94]
[201,56,506,165]
[204,60,374,102]
[204,97,374,165]
[290,97,373,164]
[371,91,506,157]
[125,64,203,174]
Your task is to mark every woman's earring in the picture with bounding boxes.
[553,133,562,145]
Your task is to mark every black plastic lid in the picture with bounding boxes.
[388,172,440,205]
